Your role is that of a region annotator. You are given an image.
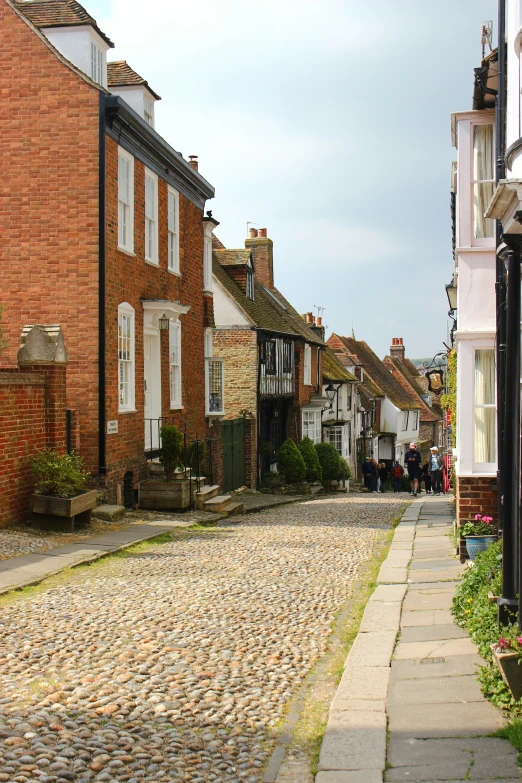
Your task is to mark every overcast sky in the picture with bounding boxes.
[88,0,496,360]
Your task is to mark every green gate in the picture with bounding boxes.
[221,418,246,493]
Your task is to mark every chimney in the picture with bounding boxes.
[390,337,405,361]
[245,227,274,288]
[188,155,198,171]
[248,228,258,239]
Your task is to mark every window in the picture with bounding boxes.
[328,425,344,456]
[145,169,158,263]
[346,387,352,410]
[283,341,293,374]
[169,321,182,408]
[401,411,409,431]
[118,147,134,253]
[472,124,494,239]
[167,186,179,274]
[206,357,225,414]
[347,421,352,456]
[265,340,276,374]
[474,348,496,464]
[90,42,103,85]
[143,97,153,126]
[246,267,254,300]
[204,233,212,292]
[118,303,135,412]
[302,409,321,444]
[411,411,419,430]
[304,344,312,385]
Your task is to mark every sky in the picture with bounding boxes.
[87,0,497,360]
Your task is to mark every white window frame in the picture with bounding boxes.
[90,41,103,85]
[471,121,495,245]
[304,344,312,385]
[144,168,158,265]
[169,320,182,409]
[204,232,212,292]
[473,347,496,470]
[302,409,321,444]
[143,97,154,126]
[411,411,419,430]
[246,265,254,300]
[401,411,409,431]
[117,146,134,254]
[118,302,135,413]
[167,186,180,275]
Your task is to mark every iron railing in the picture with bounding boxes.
[144,415,217,507]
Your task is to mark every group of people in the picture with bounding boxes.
[361,442,445,497]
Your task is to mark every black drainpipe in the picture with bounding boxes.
[98,92,107,475]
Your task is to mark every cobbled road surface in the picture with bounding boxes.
[0,494,406,783]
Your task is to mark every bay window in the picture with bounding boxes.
[474,348,496,465]
[472,124,494,239]
[302,409,321,444]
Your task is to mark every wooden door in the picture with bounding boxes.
[221,418,246,493]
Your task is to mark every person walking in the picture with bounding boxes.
[422,460,432,494]
[429,446,444,495]
[361,457,373,492]
[378,462,389,493]
[391,461,404,492]
[404,442,421,496]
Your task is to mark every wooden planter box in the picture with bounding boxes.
[139,479,191,510]
[30,489,98,532]
[491,644,522,701]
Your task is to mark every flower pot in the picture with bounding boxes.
[30,489,98,532]
[464,535,497,561]
[491,644,522,701]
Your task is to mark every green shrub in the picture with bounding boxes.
[339,458,351,480]
[298,437,322,482]
[276,439,306,483]
[160,424,184,480]
[315,442,341,482]
[185,439,206,473]
[30,449,90,498]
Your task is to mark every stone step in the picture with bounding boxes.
[195,484,220,511]
[222,502,245,517]
[204,494,234,513]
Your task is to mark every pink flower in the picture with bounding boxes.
[499,638,510,650]
[517,636,522,648]
[474,514,482,521]
[483,517,494,524]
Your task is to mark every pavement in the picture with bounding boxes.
[316,495,520,783]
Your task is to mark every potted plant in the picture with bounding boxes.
[461,514,497,561]
[29,449,96,531]
[491,633,522,701]
[139,424,192,509]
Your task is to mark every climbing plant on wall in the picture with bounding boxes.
[440,349,456,447]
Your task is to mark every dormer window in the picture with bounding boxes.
[90,41,103,85]
[246,266,254,300]
[144,98,153,126]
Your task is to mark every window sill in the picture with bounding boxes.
[168,268,182,278]
[118,408,137,415]
[144,258,160,268]
[118,246,136,258]
[206,411,225,418]
[203,289,213,296]
[170,405,183,411]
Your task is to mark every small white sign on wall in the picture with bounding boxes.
[107,420,119,434]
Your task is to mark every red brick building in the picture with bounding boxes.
[0,0,222,503]
[212,229,326,487]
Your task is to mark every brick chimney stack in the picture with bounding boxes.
[390,337,405,361]
[245,227,274,289]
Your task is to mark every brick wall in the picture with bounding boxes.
[456,476,497,525]
[104,137,210,501]
[213,328,257,487]
[0,2,100,473]
[0,363,67,527]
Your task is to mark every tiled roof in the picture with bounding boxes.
[212,234,226,250]
[107,60,161,101]
[404,358,421,377]
[332,335,420,411]
[213,249,251,267]
[383,357,443,423]
[213,254,325,346]
[323,347,357,383]
[15,0,114,46]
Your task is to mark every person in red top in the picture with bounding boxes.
[391,461,404,493]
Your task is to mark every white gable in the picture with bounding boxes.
[213,277,253,327]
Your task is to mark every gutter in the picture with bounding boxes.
[98,93,107,475]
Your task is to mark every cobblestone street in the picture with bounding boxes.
[0,494,407,783]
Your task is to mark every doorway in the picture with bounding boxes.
[144,329,161,453]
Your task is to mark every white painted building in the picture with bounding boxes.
[321,347,358,475]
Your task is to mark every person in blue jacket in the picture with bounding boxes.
[404,442,422,496]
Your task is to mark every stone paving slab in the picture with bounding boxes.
[318,711,386,771]
[400,609,454,626]
[387,701,506,737]
[388,737,515,768]
[389,541,415,551]
[369,584,407,602]
[409,558,459,571]
[415,529,453,537]
[407,582,459,592]
[387,674,485,705]
[333,666,391,703]
[377,566,408,584]
[413,548,454,559]
[348,630,397,667]
[402,592,454,611]
[316,771,383,783]
[359,600,402,632]
[394,637,477,660]
[390,654,483,680]
[398,624,467,643]
[329,699,386,713]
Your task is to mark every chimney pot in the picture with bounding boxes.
[258,228,267,238]
[317,316,322,326]
[248,228,258,239]
[188,155,199,171]
[306,312,313,323]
